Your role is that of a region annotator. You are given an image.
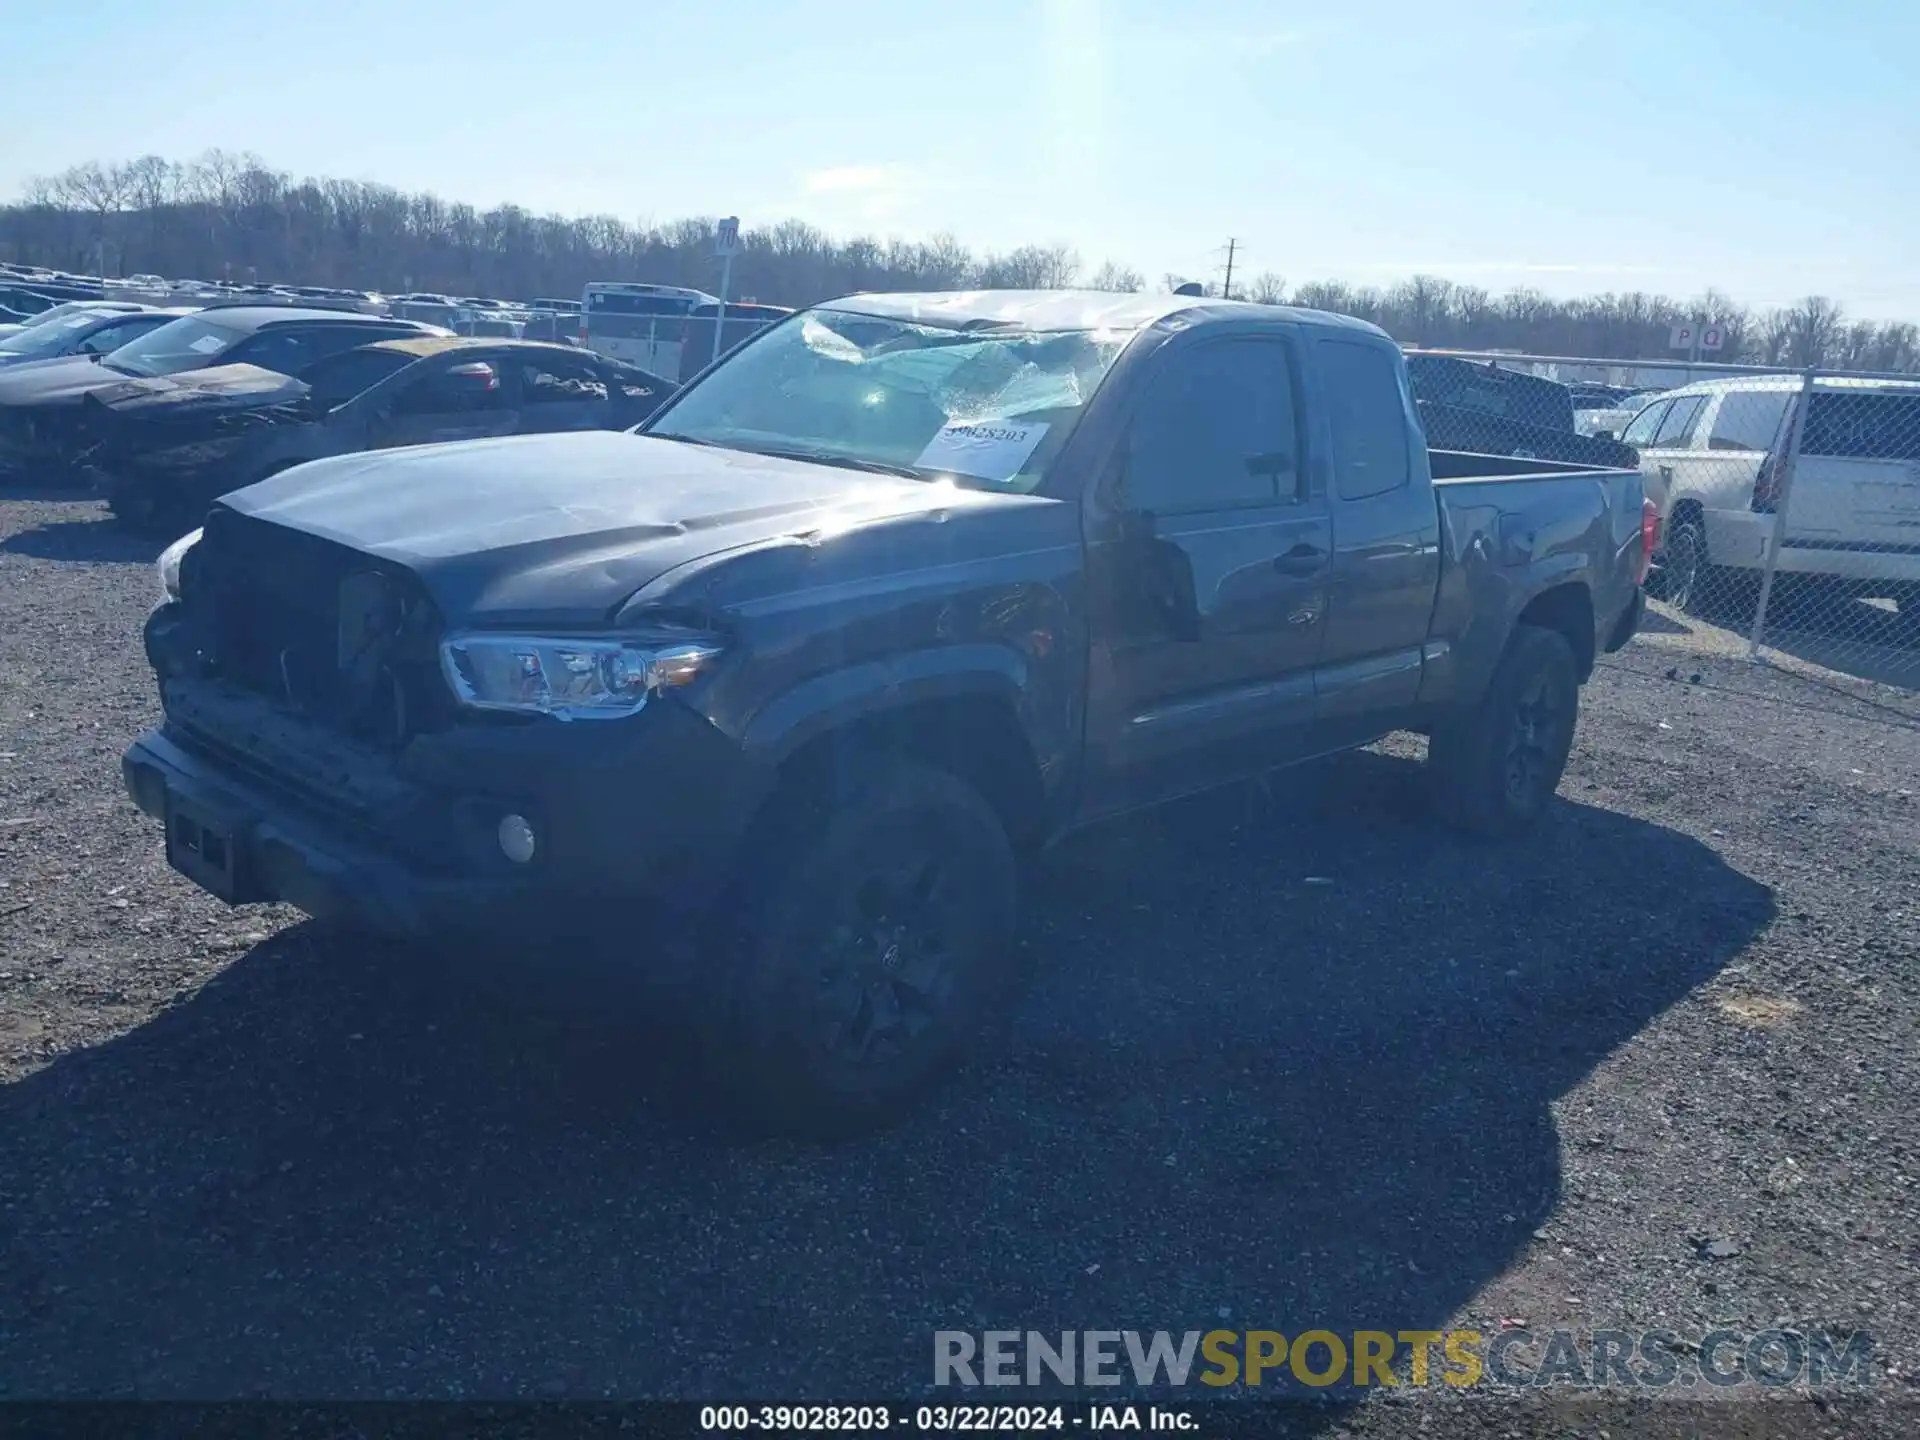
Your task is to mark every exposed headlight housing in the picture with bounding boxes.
[439,632,722,720]
[156,526,202,603]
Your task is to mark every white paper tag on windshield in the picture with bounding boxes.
[915,420,1048,482]
[188,334,226,354]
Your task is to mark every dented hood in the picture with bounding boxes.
[216,429,986,626]
[85,363,310,421]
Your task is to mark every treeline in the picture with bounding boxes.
[4,150,1916,373]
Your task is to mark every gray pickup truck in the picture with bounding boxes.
[126,290,1651,1132]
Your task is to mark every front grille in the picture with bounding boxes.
[193,508,452,749]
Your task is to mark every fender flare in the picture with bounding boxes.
[740,643,1030,767]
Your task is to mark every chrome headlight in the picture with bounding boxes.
[438,632,722,720]
[156,526,202,603]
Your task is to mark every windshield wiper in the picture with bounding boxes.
[651,433,927,480]
[734,443,928,480]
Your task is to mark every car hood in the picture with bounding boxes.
[217,430,1010,626]
[0,354,139,407]
[86,362,310,420]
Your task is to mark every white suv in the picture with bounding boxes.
[1621,375,1920,613]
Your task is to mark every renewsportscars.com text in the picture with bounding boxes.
[933,1328,1875,1392]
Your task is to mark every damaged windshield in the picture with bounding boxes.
[644,308,1129,492]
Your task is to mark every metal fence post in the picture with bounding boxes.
[1746,368,1819,661]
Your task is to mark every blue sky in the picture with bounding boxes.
[3,0,1915,317]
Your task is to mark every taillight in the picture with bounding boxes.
[1638,498,1658,585]
[1751,452,1780,513]
[578,321,589,344]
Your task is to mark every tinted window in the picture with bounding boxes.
[1126,339,1300,513]
[1619,399,1672,448]
[1707,390,1791,453]
[391,361,504,416]
[1651,394,1707,448]
[298,347,415,407]
[234,326,369,377]
[1801,391,1920,461]
[1320,340,1413,500]
[518,355,610,405]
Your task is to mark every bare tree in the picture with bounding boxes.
[979,244,1079,289]
[2,150,1915,374]
[1245,271,1287,305]
[1776,295,1847,368]
[1086,260,1144,292]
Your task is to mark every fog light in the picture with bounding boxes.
[497,813,536,864]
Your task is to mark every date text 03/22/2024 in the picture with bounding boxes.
[698,1404,1194,1432]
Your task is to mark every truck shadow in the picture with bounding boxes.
[0,749,1773,1413]
[0,513,161,565]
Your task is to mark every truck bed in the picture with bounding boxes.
[1422,448,1647,708]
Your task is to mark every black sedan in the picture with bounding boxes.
[0,305,447,484]
[87,337,674,536]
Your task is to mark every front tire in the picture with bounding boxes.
[712,756,1018,1137]
[1429,625,1580,838]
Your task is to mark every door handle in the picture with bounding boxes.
[1273,543,1326,574]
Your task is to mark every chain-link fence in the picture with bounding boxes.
[1403,349,1920,696]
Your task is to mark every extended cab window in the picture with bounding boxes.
[1125,339,1300,513]
[1319,340,1412,500]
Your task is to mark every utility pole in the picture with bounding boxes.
[1222,238,1236,300]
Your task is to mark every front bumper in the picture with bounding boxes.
[122,663,773,941]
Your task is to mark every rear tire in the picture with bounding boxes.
[706,756,1018,1137]
[1429,625,1580,838]
[1661,514,1711,613]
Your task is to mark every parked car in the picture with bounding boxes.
[0,306,188,370]
[1576,389,1669,440]
[0,286,61,318]
[1405,355,1640,469]
[9,299,153,329]
[90,338,673,535]
[124,290,1650,1132]
[1623,374,1920,615]
[0,305,450,483]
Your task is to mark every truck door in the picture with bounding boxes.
[1311,337,1443,747]
[1082,331,1332,814]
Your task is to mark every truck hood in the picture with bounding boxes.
[85,362,310,422]
[217,429,998,625]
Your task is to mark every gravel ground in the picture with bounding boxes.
[1,488,1916,1436]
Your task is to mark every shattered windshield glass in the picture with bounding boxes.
[644,308,1129,492]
